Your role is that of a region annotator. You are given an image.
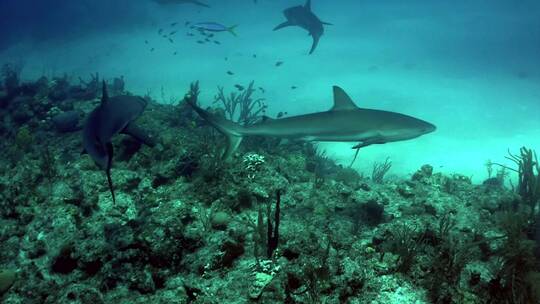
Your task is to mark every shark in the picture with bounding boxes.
[82,82,156,203]
[273,0,331,54]
[185,85,436,161]
[153,0,210,8]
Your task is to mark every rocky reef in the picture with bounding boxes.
[0,68,539,304]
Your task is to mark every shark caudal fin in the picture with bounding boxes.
[184,94,244,159]
[105,142,116,203]
[309,34,320,54]
[227,25,238,37]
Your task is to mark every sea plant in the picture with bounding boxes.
[15,126,33,152]
[382,222,426,273]
[213,81,266,125]
[1,62,23,93]
[371,157,392,183]
[488,211,539,304]
[495,147,539,216]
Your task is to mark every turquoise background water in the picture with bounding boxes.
[1,0,539,181]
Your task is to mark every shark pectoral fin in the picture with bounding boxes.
[122,123,157,147]
[322,22,333,26]
[192,0,210,7]
[352,141,371,149]
[273,21,293,31]
[105,142,116,203]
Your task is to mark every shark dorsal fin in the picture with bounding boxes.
[101,81,109,106]
[331,86,358,111]
[305,0,311,11]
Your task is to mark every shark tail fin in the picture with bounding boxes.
[105,142,116,203]
[227,25,238,37]
[309,35,320,54]
[184,93,244,160]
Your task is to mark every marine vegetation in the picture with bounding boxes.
[0,74,538,304]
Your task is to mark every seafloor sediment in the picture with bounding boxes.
[0,70,539,304]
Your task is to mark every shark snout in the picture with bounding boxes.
[423,122,436,134]
[425,124,437,133]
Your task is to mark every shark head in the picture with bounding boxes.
[377,114,436,142]
[329,86,436,147]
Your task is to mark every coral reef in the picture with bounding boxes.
[0,73,539,304]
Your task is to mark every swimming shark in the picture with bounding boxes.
[185,85,436,161]
[82,82,156,202]
[273,0,331,54]
[153,0,210,8]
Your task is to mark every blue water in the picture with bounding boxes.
[1,0,539,180]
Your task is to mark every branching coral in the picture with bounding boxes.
[213,81,266,125]
[495,147,539,216]
[371,157,392,184]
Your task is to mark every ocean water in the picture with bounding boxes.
[2,1,540,303]
[1,0,539,180]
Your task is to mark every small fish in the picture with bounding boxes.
[158,28,163,34]
[171,22,178,27]
[187,33,195,36]
[196,40,205,44]
[169,30,177,36]
[207,33,214,38]
[192,22,238,36]
[173,51,177,55]
[185,21,191,26]
[205,38,210,42]
[258,87,265,93]
[213,40,221,45]
[275,61,283,67]
[252,54,257,58]
[144,40,149,44]
[277,112,288,118]
[226,71,234,75]
[291,86,297,89]
[225,57,228,61]
[234,84,245,91]
[162,35,168,38]
[150,48,155,52]
[169,38,174,43]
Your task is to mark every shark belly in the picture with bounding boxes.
[242,114,380,143]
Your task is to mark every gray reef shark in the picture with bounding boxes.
[186,85,436,162]
[274,0,331,54]
[82,82,156,202]
[153,0,210,8]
